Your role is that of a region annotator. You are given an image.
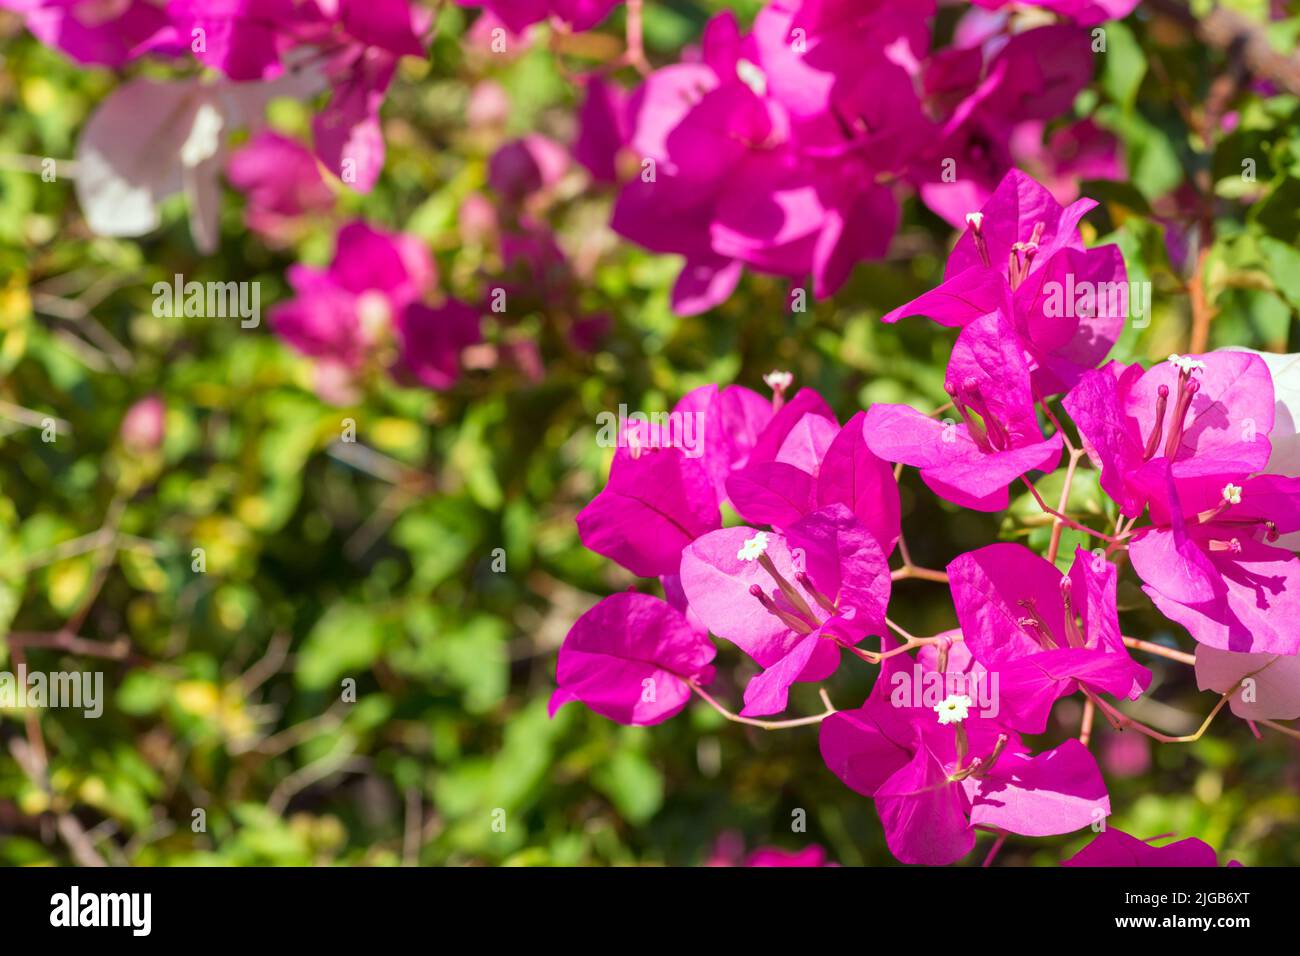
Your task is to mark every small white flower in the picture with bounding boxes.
[1222,483,1243,505]
[737,531,771,562]
[934,693,972,725]
[1168,353,1206,373]
[763,370,794,392]
[965,212,984,231]
[735,59,767,97]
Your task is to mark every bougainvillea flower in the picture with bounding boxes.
[549,592,716,725]
[863,310,1063,511]
[574,381,784,577]
[160,1,428,191]
[457,0,619,34]
[889,170,1098,325]
[820,639,1018,799]
[226,130,335,240]
[1064,828,1231,867]
[1064,352,1277,518]
[1,0,177,67]
[271,220,479,395]
[1196,645,1300,721]
[488,134,570,202]
[393,300,484,391]
[949,543,1150,731]
[972,0,1139,28]
[725,387,839,527]
[912,27,1094,227]
[672,383,774,503]
[609,6,927,314]
[1126,469,1300,654]
[167,0,299,81]
[167,0,424,81]
[743,845,833,867]
[1067,352,1300,649]
[705,832,835,866]
[886,169,1125,395]
[312,45,400,193]
[574,73,629,185]
[821,645,1108,865]
[575,440,721,579]
[300,1,429,192]
[680,504,890,716]
[271,220,433,369]
[1216,349,1300,548]
[721,389,900,553]
[1011,118,1125,207]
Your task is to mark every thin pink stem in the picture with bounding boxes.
[1088,689,1235,744]
[982,832,1009,868]
[1020,476,1119,544]
[688,680,835,730]
[1038,397,1077,455]
[1121,637,1197,667]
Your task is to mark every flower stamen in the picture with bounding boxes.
[795,571,839,615]
[747,584,814,635]
[1059,577,1087,648]
[757,553,821,628]
[1207,537,1243,554]
[1017,597,1059,649]
[966,212,991,269]
[1162,363,1202,460]
[1142,384,1169,461]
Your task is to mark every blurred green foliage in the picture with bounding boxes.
[1,3,1299,867]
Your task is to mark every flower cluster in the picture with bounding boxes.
[269,221,483,401]
[2,0,430,191]
[12,0,1291,868]
[6,0,1140,387]
[554,167,1300,865]
[577,0,1130,313]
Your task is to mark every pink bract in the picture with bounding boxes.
[549,591,716,725]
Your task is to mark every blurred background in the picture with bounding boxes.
[1,1,1299,866]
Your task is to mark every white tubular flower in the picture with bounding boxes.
[934,694,973,725]
[737,531,771,562]
[763,370,793,392]
[1168,353,1206,373]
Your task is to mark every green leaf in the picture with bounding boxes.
[295,604,393,691]
[1259,236,1300,310]
[592,749,664,825]
[1098,20,1145,111]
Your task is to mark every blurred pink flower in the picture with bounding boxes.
[270,220,481,396]
[1011,118,1125,205]
[1100,728,1150,777]
[120,394,166,453]
[458,0,618,33]
[488,135,570,203]
[0,0,178,67]
[466,80,511,129]
[226,130,335,241]
[1065,828,1234,867]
